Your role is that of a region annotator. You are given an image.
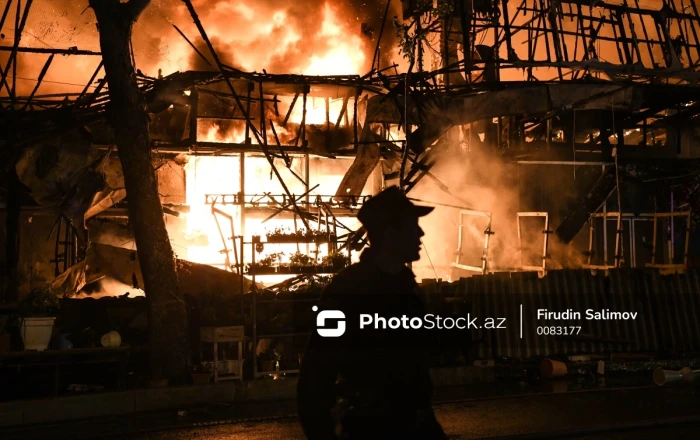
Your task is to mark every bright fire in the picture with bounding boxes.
[151,1,369,78]
[181,155,367,275]
[182,1,370,276]
[13,0,375,278]
[304,4,367,76]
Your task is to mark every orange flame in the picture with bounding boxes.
[304,4,367,76]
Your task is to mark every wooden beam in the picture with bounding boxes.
[20,53,53,111]
[282,92,299,127]
[0,45,101,55]
[172,24,212,67]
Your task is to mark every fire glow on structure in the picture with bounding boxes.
[182,155,370,271]
[154,1,378,275]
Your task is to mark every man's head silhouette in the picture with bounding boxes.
[358,186,434,268]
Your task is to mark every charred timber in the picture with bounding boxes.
[555,166,618,244]
[559,0,698,20]
[0,46,101,56]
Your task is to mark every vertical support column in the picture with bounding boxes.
[53,216,62,276]
[459,0,472,84]
[684,212,690,269]
[251,241,258,378]
[542,213,550,272]
[325,96,330,151]
[651,214,658,266]
[189,88,198,145]
[10,0,20,100]
[259,81,266,146]
[353,88,359,150]
[239,152,245,242]
[442,13,451,88]
[63,220,70,272]
[482,217,493,274]
[301,85,309,147]
[493,1,500,83]
[457,212,465,267]
[631,219,637,268]
[516,213,522,268]
[245,82,253,145]
[670,191,674,262]
[603,170,608,265]
[516,212,549,273]
[238,234,245,340]
[72,223,78,267]
[614,212,623,268]
[237,340,243,380]
[305,152,310,255]
[587,219,594,267]
[497,118,502,150]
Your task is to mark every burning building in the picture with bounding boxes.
[2,0,700,391]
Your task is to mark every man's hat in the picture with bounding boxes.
[357,186,434,232]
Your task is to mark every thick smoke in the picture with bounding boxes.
[411,142,585,282]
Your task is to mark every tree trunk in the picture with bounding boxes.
[90,0,188,382]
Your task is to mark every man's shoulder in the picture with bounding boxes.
[316,263,375,309]
[325,261,374,292]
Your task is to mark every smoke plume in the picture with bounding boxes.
[411,142,585,282]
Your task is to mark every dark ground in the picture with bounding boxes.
[2,382,700,440]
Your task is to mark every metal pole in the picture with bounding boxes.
[252,240,257,378]
[240,152,246,241]
[670,191,674,263]
[305,152,310,256]
[684,213,690,269]
[542,214,550,272]
[517,214,522,268]
[0,0,14,32]
[602,165,608,265]
[245,83,252,144]
[189,89,198,144]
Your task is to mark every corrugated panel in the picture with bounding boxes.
[423,268,700,360]
[663,270,700,353]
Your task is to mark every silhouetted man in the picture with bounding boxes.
[298,186,447,439]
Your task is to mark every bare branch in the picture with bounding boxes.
[124,0,151,21]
